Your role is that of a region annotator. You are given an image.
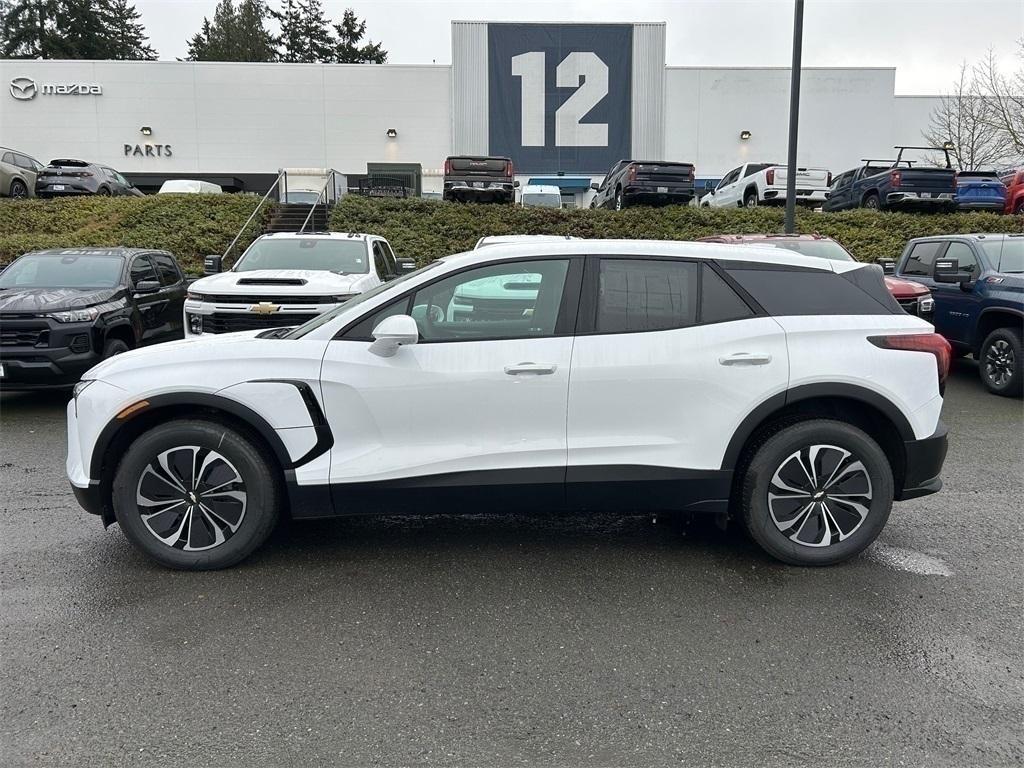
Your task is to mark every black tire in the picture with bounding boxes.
[112,419,281,570]
[614,188,624,210]
[102,338,130,359]
[979,326,1023,397]
[1014,199,1023,215]
[97,186,111,196]
[740,419,894,566]
[9,179,28,198]
[862,192,881,210]
[743,191,758,208]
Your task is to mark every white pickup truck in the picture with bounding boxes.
[701,163,831,208]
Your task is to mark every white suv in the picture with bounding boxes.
[184,232,400,336]
[67,240,950,570]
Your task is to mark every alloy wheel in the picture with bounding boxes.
[135,446,247,551]
[984,339,1015,388]
[767,444,873,548]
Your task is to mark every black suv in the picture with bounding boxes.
[35,159,144,198]
[590,159,696,209]
[0,248,186,389]
[442,156,516,203]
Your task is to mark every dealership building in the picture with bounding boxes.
[0,21,941,204]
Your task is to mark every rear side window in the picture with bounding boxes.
[902,242,944,276]
[597,259,698,333]
[724,265,898,316]
[152,254,182,285]
[701,264,754,323]
[942,242,978,276]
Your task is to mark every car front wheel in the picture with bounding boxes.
[740,419,893,566]
[112,419,281,569]
[979,327,1022,397]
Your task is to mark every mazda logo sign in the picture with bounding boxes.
[10,76,36,100]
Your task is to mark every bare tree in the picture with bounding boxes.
[973,42,1024,159]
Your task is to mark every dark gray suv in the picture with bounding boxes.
[35,159,144,198]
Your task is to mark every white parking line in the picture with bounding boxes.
[864,543,954,576]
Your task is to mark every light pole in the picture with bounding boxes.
[784,0,805,234]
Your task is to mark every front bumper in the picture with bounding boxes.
[896,421,948,501]
[184,299,336,336]
[1,319,102,389]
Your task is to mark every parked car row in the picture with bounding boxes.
[1,148,145,199]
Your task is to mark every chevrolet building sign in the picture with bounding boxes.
[9,76,102,101]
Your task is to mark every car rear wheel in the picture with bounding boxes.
[97,186,111,196]
[744,191,757,208]
[9,179,28,198]
[740,419,893,566]
[614,189,624,210]
[979,327,1022,397]
[112,419,281,570]
[862,193,880,210]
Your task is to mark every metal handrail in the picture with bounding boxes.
[299,168,342,234]
[222,168,287,261]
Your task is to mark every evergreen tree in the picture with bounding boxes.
[186,0,276,62]
[332,7,386,64]
[101,0,157,60]
[1,0,156,59]
[1,0,59,58]
[277,0,334,63]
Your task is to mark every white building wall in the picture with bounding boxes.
[0,60,451,176]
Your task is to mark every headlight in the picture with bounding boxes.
[48,307,100,323]
[187,313,203,334]
[919,297,935,313]
[186,291,206,301]
[73,379,95,399]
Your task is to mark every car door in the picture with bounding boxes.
[712,167,742,207]
[319,256,583,510]
[930,240,981,345]
[128,254,169,344]
[151,252,187,340]
[566,257,788,511]
[824,170,854,211]
[596,163,620,208]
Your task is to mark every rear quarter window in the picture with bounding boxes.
[724,264,899,316]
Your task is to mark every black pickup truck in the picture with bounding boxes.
[590,160,696,210]
[442,156,517,204]
[823,146,958,212]
[0,248,186,389]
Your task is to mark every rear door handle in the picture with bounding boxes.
[505,362,557,376]
[719,353,772,366]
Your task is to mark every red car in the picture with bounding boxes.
[1000,167,1024,214]
[697,234,934,318]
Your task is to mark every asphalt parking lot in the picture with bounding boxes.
[1,359,1022,768]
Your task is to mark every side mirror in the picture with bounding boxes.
[591,182,600,191]
[204,255,223,275]
[369,314,419,357]
[134,279,161,294]
[513,180,521,188]
[878,259,897,275]
[933,258,972,284]
[395,258,418,274]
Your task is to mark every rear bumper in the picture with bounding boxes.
[955,199,1006,211]
[762,187,828,204]
[896,421,948,501]
[623,186,694,204]
[886,192,956,207]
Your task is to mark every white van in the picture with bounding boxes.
[519,184,562,209]
[158,179,223,194]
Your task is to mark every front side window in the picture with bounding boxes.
[411,259,570,342]
[235,238,370,274]
[596,259,698,333]
[0,253,124,290]
[130,256,158,287]
[902,242,944,276]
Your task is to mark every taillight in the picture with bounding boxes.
[627,164,637,182]
[505,160,513,178]
[765,168,775,185]
[443,158,451,175]
[869,333,952,387]
[890,170,901,189]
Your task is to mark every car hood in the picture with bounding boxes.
[190,269,366,295]
[884,276,929,298]
[0,286,121,313]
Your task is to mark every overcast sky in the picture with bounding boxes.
[135,0,1022,93]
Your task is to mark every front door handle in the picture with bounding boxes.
[719,352,772,366]
[505,362,557,376]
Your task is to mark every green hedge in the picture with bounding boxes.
[0,195,268,273]
[330,195,1022,265]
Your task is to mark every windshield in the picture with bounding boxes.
[981,238,1024,273]
[284,262,442,339]
[0,253,124,290]
[234,238,369,274]
[522,194,562,208]
[746,240,854,261]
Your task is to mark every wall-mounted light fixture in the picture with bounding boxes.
[140,126,152,136]
[385,128,397,138]
[942,141,954,150]
[739,130,752,141]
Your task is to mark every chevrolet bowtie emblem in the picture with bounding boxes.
[249,302,281,314]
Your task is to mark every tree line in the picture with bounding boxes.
[0,0,387,63]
